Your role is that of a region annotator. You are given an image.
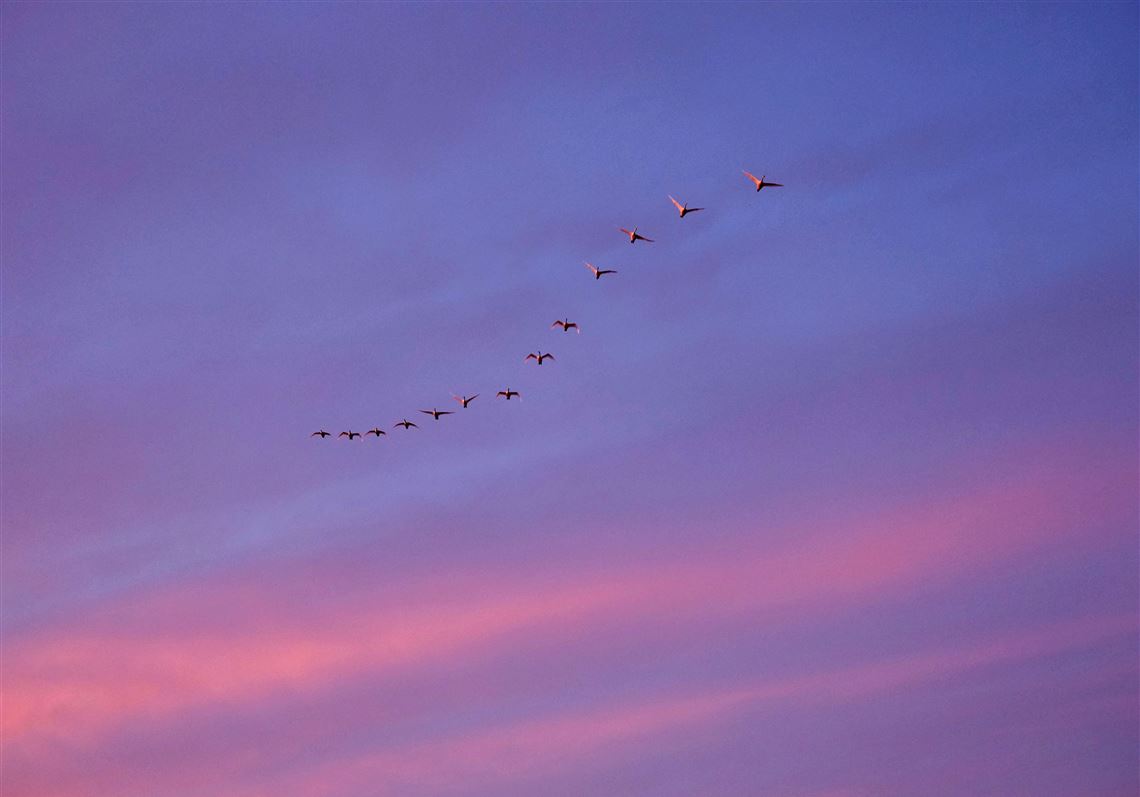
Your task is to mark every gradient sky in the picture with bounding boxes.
[3,3,1138,796]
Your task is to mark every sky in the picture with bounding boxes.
[2,3,1137,796]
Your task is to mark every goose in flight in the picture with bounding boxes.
[452,393,479,408]
[525,351,555,365]
[420,408,454,420]
[743,171,783,191]
[311,430,331,438]
[496,388,521,400]
[669,195,703,218]
[619,226,654,244]
[394,419,419,430]
[366,428,386,437]
[551,318,580,333]
[584,262,617,280]
[338,431,362,440]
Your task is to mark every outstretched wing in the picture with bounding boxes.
[668,195,684,212]
[419,409,434,415]
[525,353,538,361]
[743,170,760,186]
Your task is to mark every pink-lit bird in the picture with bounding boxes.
[619,226,654,244]
[584,262,617,280]
[743,170,783,191]
[452,393,479,408]
[669,195,703,218]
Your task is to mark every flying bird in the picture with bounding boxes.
[669,195,703,218]
[584,262,617,280]
[338,431,362,440]
[743,171,783,191]
[496,388,520,400]
[525,351,555,365]
[420,408,454,420]
[452,393,479,408]
[551,318,580,333]
[366,428,386,437]
[311,430,331,438]
[619,226,654,244]
[394,419,419,430]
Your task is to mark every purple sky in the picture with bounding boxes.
[3,3,1137,796]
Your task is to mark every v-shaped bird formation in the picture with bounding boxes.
[314,169,782,441]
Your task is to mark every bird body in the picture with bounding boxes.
[394,419,419,430]
[366,428,386,437]
[497,388,520,400]
[743,171,783,191]
[338,431,361,440]
[619,226,653,244]
[552,318,580,333]
[311,430,331,438]
[420,408,454,420]
[669,195,703,217]
[525,351,555,365]
[584,262,617,280]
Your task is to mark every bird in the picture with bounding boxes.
[311,430,331,438]
[496,388,520,400]
[393,419,419,430]
[525,351,555,365]
[619,226,654,244]
[669,195,703,218]
[584,262,617,280]
[743,170,783,191]
[420,408,454,420]
[551,318,580,333]
[338,431,362,440]
[366,428,386,437]
[452,393,479,408]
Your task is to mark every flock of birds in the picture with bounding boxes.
[311,169,783,441]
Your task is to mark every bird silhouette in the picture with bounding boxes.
[420,408,454,420]
[584,262,617,280]
[366,428,386,437]
[497,388,521,400]
[394,419,419,430]
[551,318,580,333]
[669,195,704,218]
[338,431,362,440]
[743,171,783,191]
[619,226,654,244]
[525,352,555,365]
[311,430,331,438]
[452,393,479,408]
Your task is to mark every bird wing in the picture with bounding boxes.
[338,432,349,437]
[438,411,453,416]
[419,410,434,415]
[468,394,479,401]
[551,320,564,328]
[543,353,555,361]
[599,269,616,275]
[669,195,685,212]
[583,261,599,274]
[688,206,704,212]
[743,170,760,186]
[619,228,634,236]
[766,182,783,187]
[525,353,537,361]
[451,394,465,404]
[637,234,654,242]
